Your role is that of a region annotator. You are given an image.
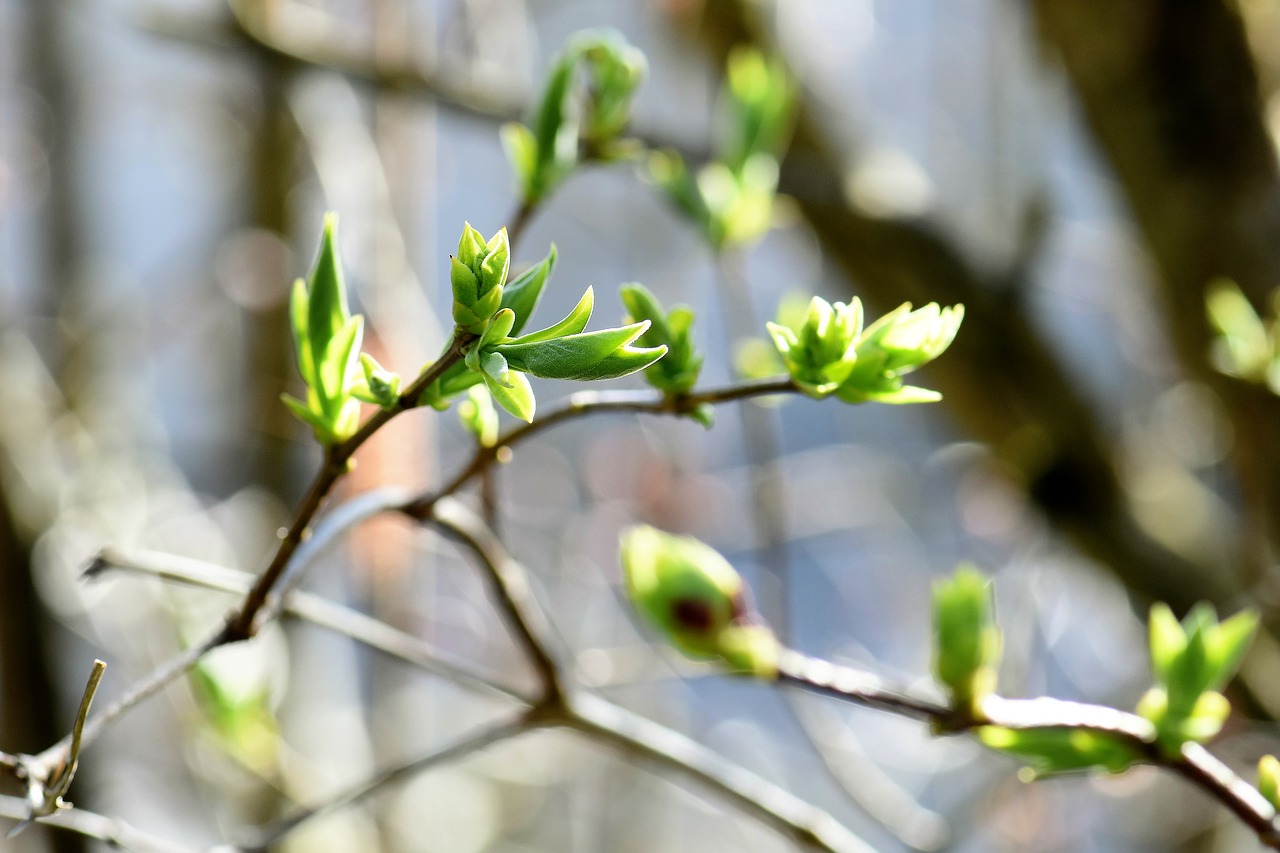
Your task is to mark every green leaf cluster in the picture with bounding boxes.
[648,48,793,248]
[1206,279,1280,394]
[503,29,647,206]
[282,214,370,444]
[769,296,962,404]
[977,726,1141,780]
[463,285,667,422]
[1136,603,1258,753]
[932,565,1001,716]
[452,223,511,334]
[619,284,703,395]
[620,526,779,677]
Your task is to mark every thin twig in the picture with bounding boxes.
[89,547,527,704]
[0,796,196,853]
[403,377,797,518]
[428,498,563,701]
[240,711,538,852]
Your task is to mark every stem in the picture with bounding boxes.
[228,332,474,640]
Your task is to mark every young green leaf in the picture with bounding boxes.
[620,283,704,395]
[978,727,1140,779]
[495,321,666,381]
[932,565,1001,715]
[457,385,500,447]
[351,352,401,407]
[500,245,558,336]
[510,287,595,345]
[483,368,535,422]
[1259,755,1280,811]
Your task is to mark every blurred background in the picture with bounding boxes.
[4,0,1280,851]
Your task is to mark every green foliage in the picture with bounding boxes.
[619,284,704,395]
[978,726,1140,780]
[620,526,779,677]
[463,287,668,421]
[1259,755,1280,811]
[351,353,401,407]
[648,47,794,249]
[504,30,647,205]
[282,214,366,444]
[769,296,962,404]
[1206,279,1280,394]
[1136,603,1258,753]
[932,565,1001,715]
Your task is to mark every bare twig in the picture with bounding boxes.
[0,796,195,853]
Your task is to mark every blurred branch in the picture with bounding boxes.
[0,796,195,853]
[240,712,536,852]
[565,692,879,853]
[88,547,526,704]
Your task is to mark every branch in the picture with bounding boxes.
[427,498,564,701]
[563,692,878,853]
[0,797,195,853]
[228,332,474,640]
[240,712,537,852]
[776,650,1280,848]
[89,546,527,704]
[403,377,797,518]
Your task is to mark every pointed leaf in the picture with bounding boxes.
[484,369,536,422]
[282,394,336,444]
[1205,609,1259,693]
[318,315,364,405]
[307,214,350,363]
[1148,603,1185,683]
[562,344,668,380]
[497,320,651,379]
[289,277,314,387]
[501,245,558,335]
[510,287,595,345]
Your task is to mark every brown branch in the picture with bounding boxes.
[228,331,474,640]
[403,377,797,518]
[776,650,1280,848]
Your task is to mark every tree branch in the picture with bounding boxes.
[0,797,195,853]
[776,650,1280,848]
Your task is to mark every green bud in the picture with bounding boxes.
[1259,755,1280,811]
[1137,602,1257,753]
[768,296,862,397]
[932,565,1001,715]
[451,224,511,333]
[620,525,778,678]
[350,352,401,407]
[833,301,962,405]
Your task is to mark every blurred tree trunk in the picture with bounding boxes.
[1032,0,1280,582]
